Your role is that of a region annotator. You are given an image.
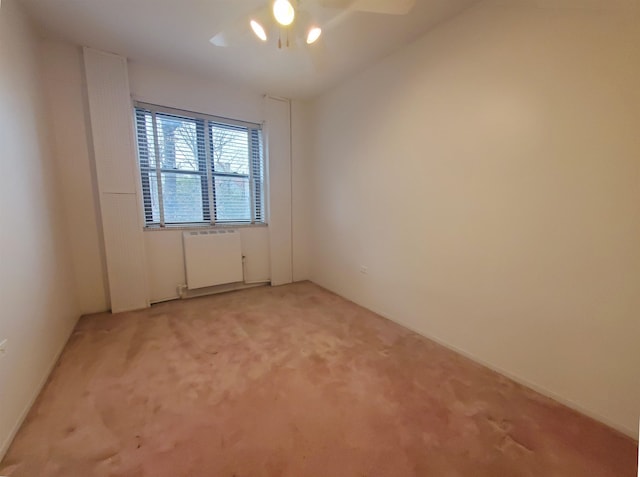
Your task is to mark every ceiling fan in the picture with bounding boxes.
[209,0,416,50]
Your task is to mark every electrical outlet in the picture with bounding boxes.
[0,339,7,358]
[360,265,368,275]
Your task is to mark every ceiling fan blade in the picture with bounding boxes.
[316,0,415,15]
[210,31,234,47]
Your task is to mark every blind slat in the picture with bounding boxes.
[134,104,265,227]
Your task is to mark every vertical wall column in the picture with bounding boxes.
[83,48,149,313]
[265,96,293,286]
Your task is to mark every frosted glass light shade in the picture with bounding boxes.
[306,27,322,44]
[250,20,268,41]
[273,0,295,26]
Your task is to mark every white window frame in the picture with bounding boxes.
[133,102,266,229]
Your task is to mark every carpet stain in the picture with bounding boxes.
[0,282,636,477]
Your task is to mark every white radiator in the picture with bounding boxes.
[182,230,243,290]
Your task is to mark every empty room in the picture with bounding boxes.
[0,0,638,475]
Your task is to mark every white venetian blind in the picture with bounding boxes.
[134,103,265,227]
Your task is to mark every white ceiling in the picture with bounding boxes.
[19,0,481,98]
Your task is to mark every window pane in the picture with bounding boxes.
[143,170,161,224]
[135,104,265,226]
[135,110,157,167]
[157,114,205,172]
[210,124,249,175]
[215,176,250,222]
[162,172,205,223]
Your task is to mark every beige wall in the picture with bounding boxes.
[0,0,81,457]
[309,2,640,437]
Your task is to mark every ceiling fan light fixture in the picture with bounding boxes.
[273,0,295,26]
[250,20,268,41]
[306,26,322,44]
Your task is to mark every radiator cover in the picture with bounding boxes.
[182,230,243,290]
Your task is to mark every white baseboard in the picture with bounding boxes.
[314,281,638,441]
[394,317,637,440]
[150,281,270,305]
[0,317,80,461]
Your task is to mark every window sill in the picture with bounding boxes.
[143,223,268,232]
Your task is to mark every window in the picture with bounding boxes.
[134,102,265,227]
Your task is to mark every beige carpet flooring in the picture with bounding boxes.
[0,282,636,476]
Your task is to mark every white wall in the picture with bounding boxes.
[129,62,270,302]
[265,96,293,286]
[145,228,271,302]
[0,0,81,458]
[128,62,303,301]
[83,48,150,313]
[40,42,109,314]
[291,100,312,282]
[309,1,640,437]
[36,51,310,307]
